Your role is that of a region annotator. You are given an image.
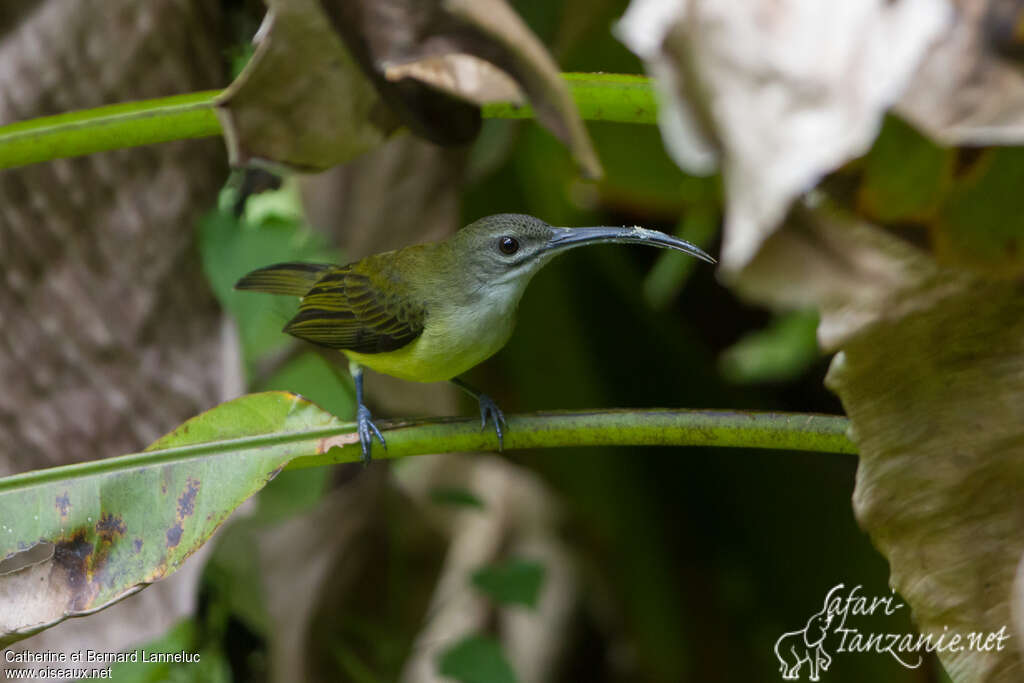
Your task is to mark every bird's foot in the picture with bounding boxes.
[356,404,386,464]
[476,394,507,452]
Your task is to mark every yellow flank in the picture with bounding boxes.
[342,291,518,382]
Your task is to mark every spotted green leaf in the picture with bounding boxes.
[0,392,346,647]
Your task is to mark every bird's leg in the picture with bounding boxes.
[351,362,385,464]
[450,377,507,451]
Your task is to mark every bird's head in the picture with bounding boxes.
[447,213,715,294]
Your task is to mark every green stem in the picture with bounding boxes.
[0,91,223,170]
[292,409,855,469]
[0,409,854,493]
[0,74,657,171]
[481,73,658,124]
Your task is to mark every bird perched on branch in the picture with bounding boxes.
[236,213,715,462]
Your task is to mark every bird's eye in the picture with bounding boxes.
[498,236,519,255]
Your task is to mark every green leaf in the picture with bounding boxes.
[934,146,1024,274]
[197,183,340,364]
[437,634,518,683]
[858,115,951,223]
[0,392,344,646]
[719,311,821,384]
[108,619,232,683]
[471,558,546,609]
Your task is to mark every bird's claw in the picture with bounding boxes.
[477,394,507,452]
[356,404,386,464]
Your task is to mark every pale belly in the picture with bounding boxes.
[342,304,517,383]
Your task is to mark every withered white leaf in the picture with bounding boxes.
[615,0,950,273]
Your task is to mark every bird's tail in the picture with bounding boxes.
[234,262,336,296]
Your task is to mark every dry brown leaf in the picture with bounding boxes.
[385,55,524,108]
[826,283,1024,681]
[320,0,601,176]
[737,203,1024,681]
[440,0,601,178]
[218,0,601,177]
[215,0,398,172]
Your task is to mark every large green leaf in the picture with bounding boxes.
[0,392,346,647]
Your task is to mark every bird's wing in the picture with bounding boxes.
[234,262,338,296]
[283,264,425,353]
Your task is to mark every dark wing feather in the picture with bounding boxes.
[283,265,425,353]
[234,262,337,296]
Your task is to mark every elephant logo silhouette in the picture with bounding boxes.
[774,595,837,681]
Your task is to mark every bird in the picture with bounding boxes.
[235,213,715,462]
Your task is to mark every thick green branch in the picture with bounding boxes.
[0,409,854,494]
[0,91,223,170]
[292,409,856,469]
[481,73,657,124]
[0,74,656,171]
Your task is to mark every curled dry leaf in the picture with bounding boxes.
[218,0,601,177]
[215,0,398,172]
[385,55,524,108]
[615,0,950,272]
[736,203,1024,681]
[440,0,601,178]
[320,0,601,177]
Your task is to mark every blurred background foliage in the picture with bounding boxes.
[77,0,956,681]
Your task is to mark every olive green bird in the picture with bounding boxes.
[236,213,715,462]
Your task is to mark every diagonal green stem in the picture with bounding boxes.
[0,409,854,493]
[0,91,223,170]
[0,74,657,171]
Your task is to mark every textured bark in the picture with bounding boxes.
[0,0,231,660]
[0,0,231,474]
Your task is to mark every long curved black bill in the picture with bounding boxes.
[544,226,716,264]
